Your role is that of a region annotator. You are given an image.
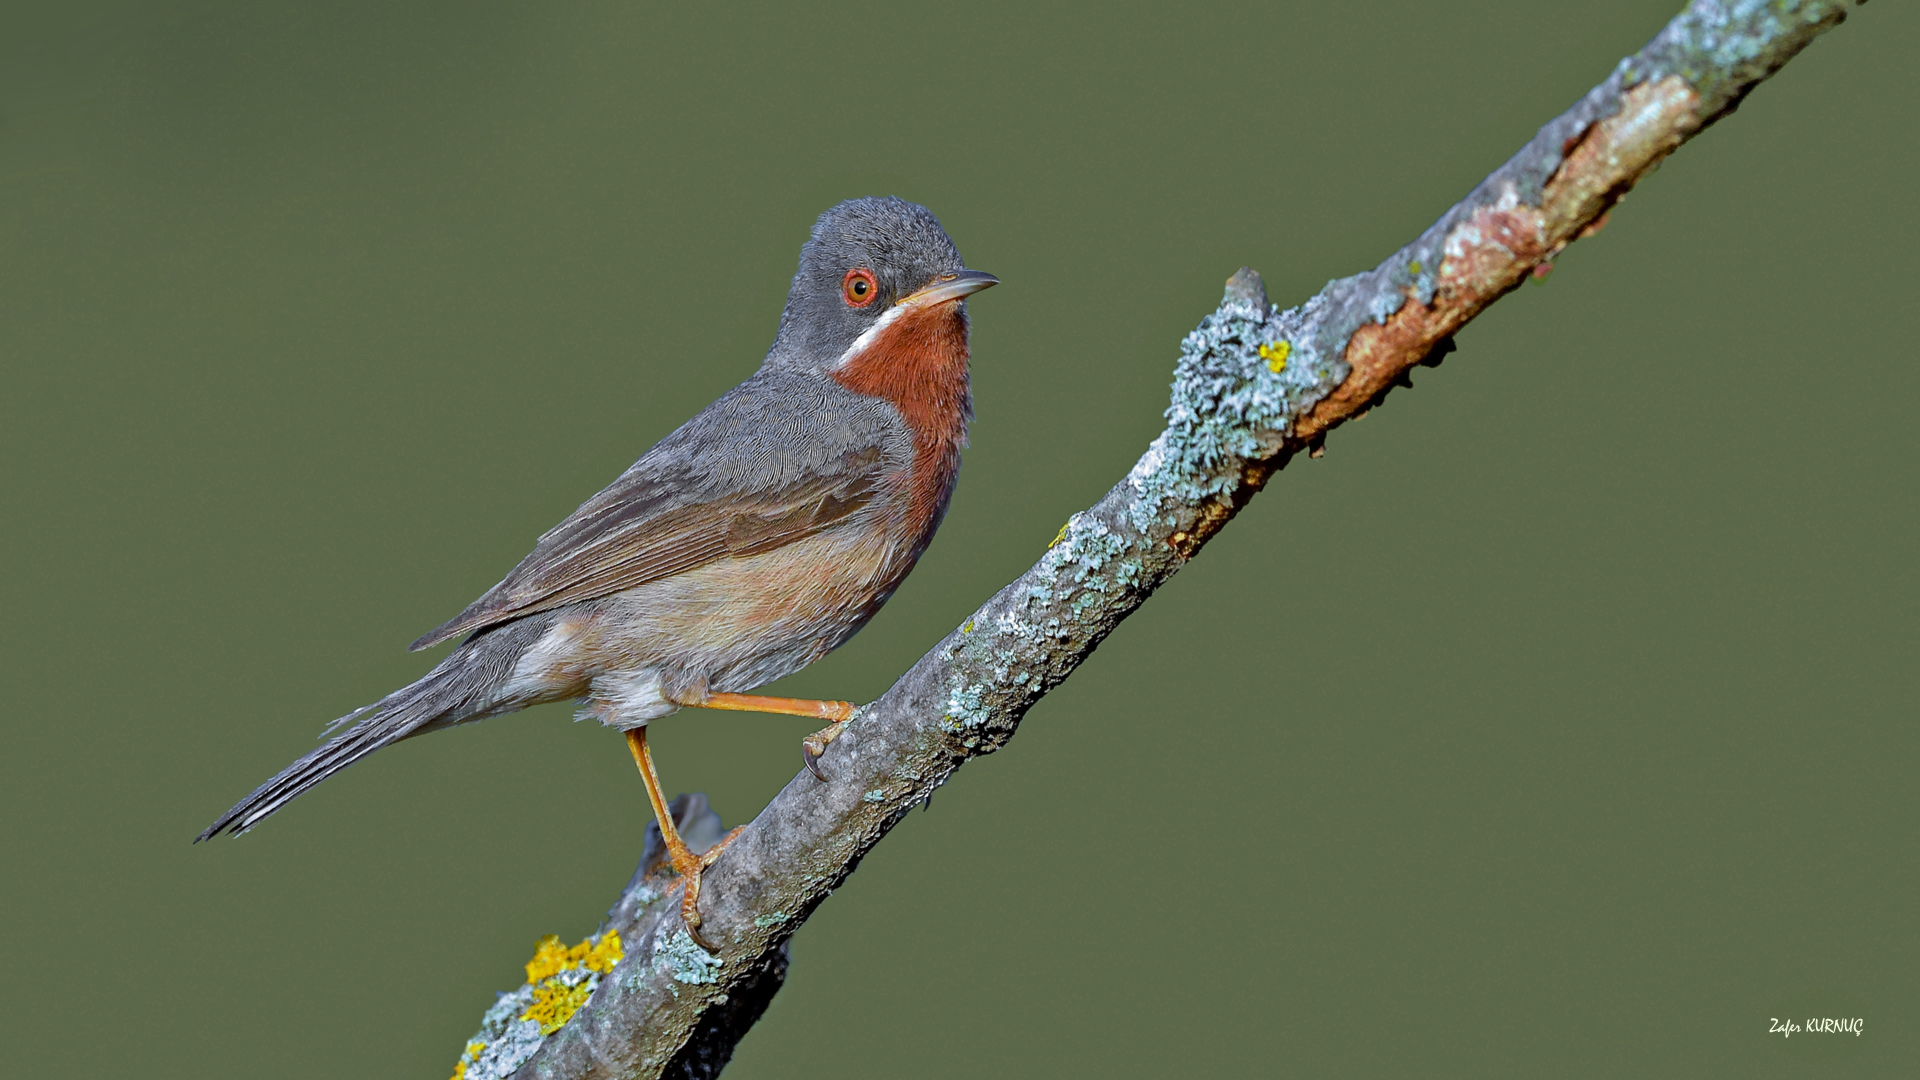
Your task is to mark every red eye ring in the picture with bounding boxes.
[842,268,878,307]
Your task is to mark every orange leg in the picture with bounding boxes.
[685,692,853,722]
[676,692,855,782]
[625,727,742,952]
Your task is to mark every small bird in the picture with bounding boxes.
[198,196,996,949]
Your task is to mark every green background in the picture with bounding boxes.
[3,2,1912,1076]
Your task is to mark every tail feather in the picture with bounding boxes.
[195,682,446,841]
[196,614,557,842]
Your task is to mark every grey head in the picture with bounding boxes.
[759,196,988,375]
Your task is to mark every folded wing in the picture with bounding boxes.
[411,381,901,651]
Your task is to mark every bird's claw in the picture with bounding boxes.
[683,910,717,953]
[801,720,848,781]
[675,825,745,953]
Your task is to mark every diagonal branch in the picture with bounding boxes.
[451,3,1866,1077]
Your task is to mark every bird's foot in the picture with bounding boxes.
[801,720,849,782]
[674,825,745,952]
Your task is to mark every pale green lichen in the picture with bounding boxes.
[1637,0,1850,113]
[1126,286,1346,535]
[943,677,991,732]
[651,926,722,985]
[933,272,1357,739]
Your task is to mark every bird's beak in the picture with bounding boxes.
[897,269,999,307]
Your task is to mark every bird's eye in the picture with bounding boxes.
[842,268,878,308]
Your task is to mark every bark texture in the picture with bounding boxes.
[447,3,1865,1077]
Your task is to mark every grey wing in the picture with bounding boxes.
[409,376,908,651]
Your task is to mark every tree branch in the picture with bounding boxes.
[449,3,1863,1076]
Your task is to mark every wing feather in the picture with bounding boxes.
[410,379,901,651]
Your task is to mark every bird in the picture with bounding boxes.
[197,196,997,950]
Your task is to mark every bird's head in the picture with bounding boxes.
[763,196,997,376]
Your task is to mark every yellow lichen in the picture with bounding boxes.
[449,1043,485,1080]
[523,935,571,983]
[511,930,624,1038]
[583,930,624,973]
[1048,523,1070,548]
[522,979,595,1036]
[522,929,622,983]
[1257,341,1290,373]
[1408,260,1423,275]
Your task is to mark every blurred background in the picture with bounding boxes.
[3,1,1912,1076]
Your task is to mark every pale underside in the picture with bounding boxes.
[490,521,906,728]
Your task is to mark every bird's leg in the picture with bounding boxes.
[624,727,742,953]
[672,686,855,782]
[686,692,854,722]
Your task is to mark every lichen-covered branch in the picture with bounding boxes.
[454,3,1863,1077]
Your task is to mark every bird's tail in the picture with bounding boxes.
[195,625,538,842]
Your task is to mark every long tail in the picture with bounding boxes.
[196,620,546,841]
